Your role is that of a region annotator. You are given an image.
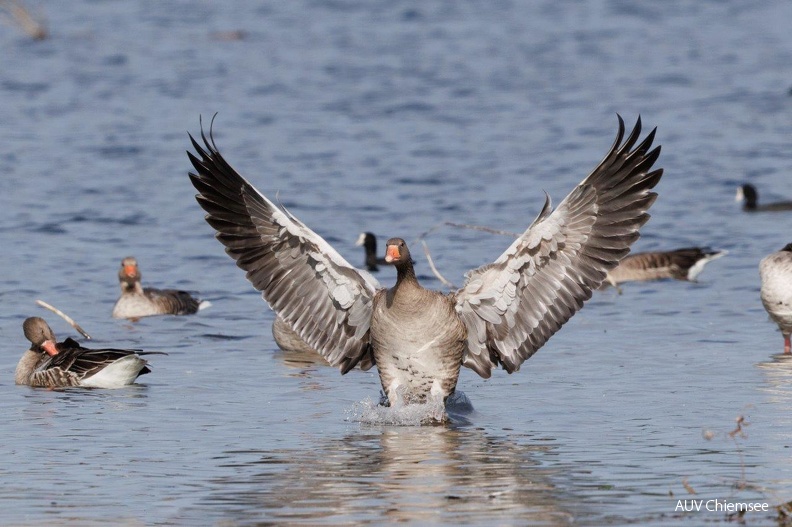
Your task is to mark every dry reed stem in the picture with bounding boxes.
[35,300,91,339]
[0,0,47,40]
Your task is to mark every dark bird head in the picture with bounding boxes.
[736,184,758,210]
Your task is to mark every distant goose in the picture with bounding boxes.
[112,257,208,319]
[356,232,390,272]
[760,243,792,354]
[736,184,792,212]
[16,317,165,388]
[604,247,727,286]
[188,115,662,408]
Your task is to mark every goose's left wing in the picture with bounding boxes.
[187,122,379,373]
[455,116,662,378]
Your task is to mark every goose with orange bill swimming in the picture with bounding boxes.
[16,317,165,388]
[112,256,209,319]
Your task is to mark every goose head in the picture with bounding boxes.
[22,317,59,356]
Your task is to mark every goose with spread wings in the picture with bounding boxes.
[188,115,662,406]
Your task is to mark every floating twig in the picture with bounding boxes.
[682,478,697,495]
[35,300,91,340]
[728,415,747,439]
[0,0,48,40]
[421,240,456,289]
[443,221,520,238]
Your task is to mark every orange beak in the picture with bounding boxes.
[42,340,59,357]
[385,244,400,263]
[123,265,137,277]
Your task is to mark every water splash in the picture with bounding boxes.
[345,390,474,426]
[345,396,447,426]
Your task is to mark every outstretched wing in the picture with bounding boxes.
[187,122,378,373]
[455,116,662,378]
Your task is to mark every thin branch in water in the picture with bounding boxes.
[0,0,48,40]
[415,221,450,242]
[682,478,697,495]
[35,300,91,340]
[443,221,520,238]
[421,240,456,289]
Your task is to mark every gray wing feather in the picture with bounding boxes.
[188,123,378,373]
[456,116,662,378]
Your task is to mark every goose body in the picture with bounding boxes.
[188,115,662,407]
[760,243,792,354]
[371,250,465,404]
[605,247,726,286]
[736,184,792,212]
[16,317,163,388]
[112,256,206,319]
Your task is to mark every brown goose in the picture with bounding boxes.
[112,256,207,319]
[188,115,662,407]
[604,247,727,286]
[16,317,165,388]
[736,184,792,212]
[760,243,792,354]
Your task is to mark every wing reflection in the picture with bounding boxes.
[194,427,580,525]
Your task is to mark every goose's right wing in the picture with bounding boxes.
[455,116,662,378]
[187,123,378,373]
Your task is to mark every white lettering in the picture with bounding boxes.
[675,499,703,512]
[704,499,770,512]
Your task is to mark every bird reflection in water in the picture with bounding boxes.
[197,427,578,525]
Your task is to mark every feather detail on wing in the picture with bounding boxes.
[187,121,379,373]
[455,115,663,378]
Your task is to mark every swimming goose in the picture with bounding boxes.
[188,115,662,406]
[760,243,792,354]
[736,184,792,212]
[16,317,164,388]
[112,256,206,319]
[605,247,727,286]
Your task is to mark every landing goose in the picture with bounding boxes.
[604,247,726,286]
[16,317,165,388]
[112,256,207,319]
[760,243,792,354]
[188,115,662,406]
[736,184,792,212]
